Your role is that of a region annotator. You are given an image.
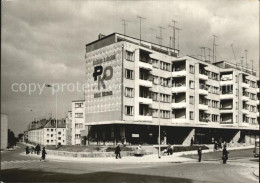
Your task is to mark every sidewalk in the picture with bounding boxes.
[20,145,254,164]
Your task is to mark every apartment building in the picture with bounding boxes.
[84,32,259,146]
[65,100,85,145]
[27,119,66,146]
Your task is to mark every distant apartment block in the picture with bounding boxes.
[83,32,259,146]
[27,119,66,146]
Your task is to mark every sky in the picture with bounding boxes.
[1,0,259,135]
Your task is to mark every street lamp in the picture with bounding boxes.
[45,84,58,148]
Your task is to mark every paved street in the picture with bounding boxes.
[1,143,259,183]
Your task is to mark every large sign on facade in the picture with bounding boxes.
[85,42,123,122]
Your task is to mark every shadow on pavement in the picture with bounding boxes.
[1,168,201,183]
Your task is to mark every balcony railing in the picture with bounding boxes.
[199,118,210,122]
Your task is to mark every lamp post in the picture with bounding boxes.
[45,84,58,148]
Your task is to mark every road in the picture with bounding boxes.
[1,143,258,183]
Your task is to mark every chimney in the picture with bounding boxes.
[98,34,105,40]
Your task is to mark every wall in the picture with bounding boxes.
[85,42,123,122]
[1,114,8,149]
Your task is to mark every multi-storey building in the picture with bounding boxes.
[83,32,259,146]
[66,100,85,145]
[1,113,8,149]
[27,119,66,146]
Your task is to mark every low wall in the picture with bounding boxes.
[46,149,153,158]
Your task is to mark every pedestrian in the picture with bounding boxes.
[25,146,30,154]
[40,147,47,161]
[214,141,218,151]
[222,146,229,164]
[36,144,41,155]
[115,144,121,159]
[190,137,194,146]
[31,146,34,154]
[197,147,202,162]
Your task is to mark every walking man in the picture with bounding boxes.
[222,146,229,164]
[190,137,194,146]
[115,144,121,159]
[197,147,202,162]
[40,147,47,161]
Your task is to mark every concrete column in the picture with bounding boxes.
[182,128,195,146]
[230,130,241,145]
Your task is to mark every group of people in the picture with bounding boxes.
[197,145,229,164]
[25,144,47,161]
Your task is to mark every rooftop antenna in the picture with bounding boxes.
[168,20,178,50]
[150,28,156,43]
[241,57,244,71]
[244,49,248,70]
[214,44,218,63]
[121,19,130,36]
[176,27,182,55]
[213,35,217,63]
[169,36,172,48]
[157,26,165,47]
[230,44,237,67]
[250,60,254,73]
[137,16,146,44]
[206,47,212,62]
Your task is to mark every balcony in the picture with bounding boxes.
[138,115,152,122]
[172,86,186,93]
[199,74,208,80]
[172,118,187,123]
[220,80,233,86]
[139,97,152,105]
[220,108,233,113]
[198,85,208,95]
[242,95,249,101]
[139,60,152,70]
[240,122,250,127]
[172,102,186,109]
[220,94,233,100]
[199,118,210,123]
[172,70,186,77]
[139,79,153,88]
[241,108,249,114]
[199,104,208,110]
[241,82,249,89]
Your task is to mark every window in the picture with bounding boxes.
[51,134,53,137]
[125,87,134,98]
[152,109,158,118]
[189,65,194,74]
[58,132,61,135]
[47,134,49,137]
[212,100,219,108]
[212,115,218,122]
[252,118,256,124]
[152,92,158,101]
[160,110,170,119]
[212,72,219,81]
[160,77,171,87]
[75,134,81,139]
[153,76,159,85]
[125,69,133,79]
[207,71,211,79]
[75,103,83,108]
[160,93,171,103]
[47,129,49,131]
[58,137,61,140]
[125,51,134,61]
[189,80,194,89]
[75,113,83,118]
[190,111,194,120]
[208,100,211,107]
[189,96,194,105]
[51,129,53,132]
[152,59,159,68]
[75,123,83,128]
[125,106,133,115]
[47,140,49,143]
[160,61,171,71]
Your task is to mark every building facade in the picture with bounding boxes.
[1,114,8,149]
[84,33,259,146]
[27,119,67,146]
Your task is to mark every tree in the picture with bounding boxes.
[8,129,16,148]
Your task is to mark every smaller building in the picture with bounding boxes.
[66,100,85,145]
[27,119,66,146]
[1,114,8,149]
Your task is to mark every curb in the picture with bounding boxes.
[253,168,259,177]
